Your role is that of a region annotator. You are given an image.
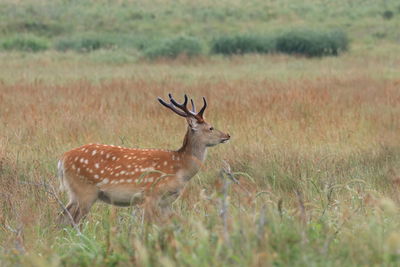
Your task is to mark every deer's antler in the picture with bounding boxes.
[158,93,207,121]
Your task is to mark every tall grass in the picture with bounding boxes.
[1,52,400,265]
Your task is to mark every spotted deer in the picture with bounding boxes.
[58,94,230,224]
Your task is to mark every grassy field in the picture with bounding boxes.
[0,0,399,55]
[1,0,400,266]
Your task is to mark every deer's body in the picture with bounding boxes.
[58,94,230,224]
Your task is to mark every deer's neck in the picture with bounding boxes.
[177,127,207,166]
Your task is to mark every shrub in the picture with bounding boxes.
[143,36,202,59]
[210,35,275,55]
[54,35,115,52]
[6,21,67,37]
[275,29,349,57]
[382,10,394,20]
[1,35,49,52]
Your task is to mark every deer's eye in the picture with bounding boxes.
[209,127,214,131]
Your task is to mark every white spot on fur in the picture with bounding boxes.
[95,163,99,168]
[94,174,99,179]
[92,150,97,156]
[112,156,116,161]
[84,159,89,164]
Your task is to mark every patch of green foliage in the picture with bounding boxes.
[1,35,49,52]
[275,29,349,57]
[54,35,115,52]
[210,35,276,55]
[143,36,203,59]
[211,30,348,57]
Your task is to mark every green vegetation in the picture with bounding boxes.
[1,35,49,52]
[54,35,115,52]
[210,30,348,57]
[143,36,203,59]
[275,29,349,57]
[0,0,399,58]
[211,35,276,55]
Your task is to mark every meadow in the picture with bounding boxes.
[1,0,400,266]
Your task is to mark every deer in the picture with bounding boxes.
[57,94,230,225]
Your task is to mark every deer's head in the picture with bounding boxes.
[158,94,230,147]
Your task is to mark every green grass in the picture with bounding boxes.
[0,0,399,56]
[143,36,203,59]
[1,35,49,52]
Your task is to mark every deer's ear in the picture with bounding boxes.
[186,116,200,131]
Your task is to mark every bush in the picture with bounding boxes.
[1,35,49,52]
[210,35,275,55]
[382,10,394,20]
[6,21,67,37]
[54,35,115,52]
[143,36,202,59]
[275,29,349,57]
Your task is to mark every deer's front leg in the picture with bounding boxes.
[143,190,181,223]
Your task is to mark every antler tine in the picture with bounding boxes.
[169,94,188,109]
[190,99,196,113]
[169,94,195,115]
[197,97,207,118]
[158,96,187,117]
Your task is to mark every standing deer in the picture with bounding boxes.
[58,94,230,224]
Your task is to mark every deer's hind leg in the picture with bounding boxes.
[59,174,99,226]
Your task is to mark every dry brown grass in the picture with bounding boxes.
[1,53,400,265]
